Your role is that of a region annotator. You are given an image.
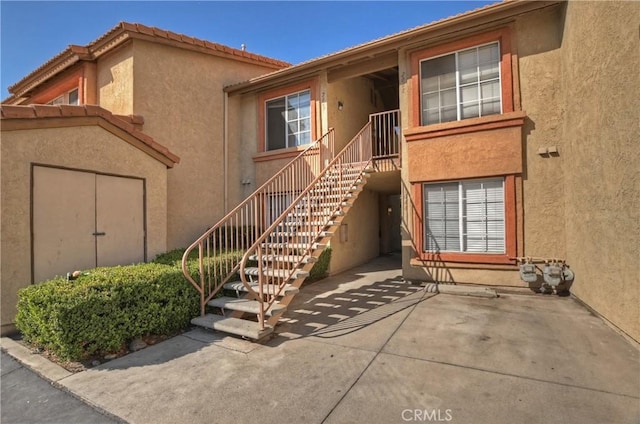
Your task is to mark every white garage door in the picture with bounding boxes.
[32,166,145,282]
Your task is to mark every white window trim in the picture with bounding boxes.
[419,41,502,126]
[265,89,311,151]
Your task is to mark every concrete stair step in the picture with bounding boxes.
[313,186,361,194]
[261,241,326,250]
[309,191,360,200]
[244,267,309,279]
[224,281,300,296]
[191,314,273,340]
[290,210,345,217]
[280,220,340,227]
[247,254,317,264]
[269,231,333,238]
[208,296,286,316]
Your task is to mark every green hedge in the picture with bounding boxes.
[14,250,230,361]
[307,247,332,282]
[15,246,327,361]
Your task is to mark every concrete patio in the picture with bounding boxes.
[2,254,639,424]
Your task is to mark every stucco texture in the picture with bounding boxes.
[329,188,380,275]
[559,1,640,342]
[327,76,382,152]
[516,6,567,258]
[97,43,135,115]
[130,40,283,249]
[0,125,168,334]
[398,3,639,342]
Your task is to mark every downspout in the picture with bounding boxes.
[223,91,229,214]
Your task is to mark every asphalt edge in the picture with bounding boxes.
[0,337,129,423]
[1,337,72,382]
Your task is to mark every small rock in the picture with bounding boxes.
[91,360,100,367]
[104,354,117,360]
[129,338,147,352]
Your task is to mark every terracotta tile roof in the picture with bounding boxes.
[6,21,290,101]
[1,105,179,167]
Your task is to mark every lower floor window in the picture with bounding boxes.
[423,178,505,253]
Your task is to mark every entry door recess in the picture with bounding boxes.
[33,166,145,283]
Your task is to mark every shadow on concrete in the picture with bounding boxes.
[94,253,429,369]
[266,253,435,346]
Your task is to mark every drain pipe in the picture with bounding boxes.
[223,91,229,214]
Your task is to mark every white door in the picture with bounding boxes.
[95,174,145,267]
[33,167,96,282]
[33,166,145,282]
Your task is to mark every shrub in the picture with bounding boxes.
[155,248,246,284]
[307,247,332,282]
[15,260,202,361]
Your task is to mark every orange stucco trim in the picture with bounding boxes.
[404,110,525,142]
[413,175,518,265]
[252,146,308,163]
[29,67,84,105]
[409,27,514,129]
[257,78,319,155]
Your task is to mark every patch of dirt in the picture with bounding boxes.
[13,332,182,373]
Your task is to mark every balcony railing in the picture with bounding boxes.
[371,109,400,159]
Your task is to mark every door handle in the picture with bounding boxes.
[93,232,106,236]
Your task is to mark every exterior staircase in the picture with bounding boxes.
[182,110,399,340]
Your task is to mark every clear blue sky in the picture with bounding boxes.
[1,1,495,97]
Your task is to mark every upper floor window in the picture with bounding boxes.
[266,89,311,151]
[410,28,514,131]
[47,88,79,106]
[420,42,501,125]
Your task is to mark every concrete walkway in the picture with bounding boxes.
[2,255,639,424]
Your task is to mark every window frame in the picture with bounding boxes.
[410,28,513,130]
[422,178,505,254]
[419,41,502,125]
[265,89,312,151]
[47,88,80,106]
[414,175,517,265]
[257,79,318,157]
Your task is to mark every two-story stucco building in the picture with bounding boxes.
[2,0,638,343]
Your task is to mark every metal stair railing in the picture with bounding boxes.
[239,121,374,329]
[182,129,335,316]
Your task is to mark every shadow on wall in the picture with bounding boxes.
[400,180,455,285]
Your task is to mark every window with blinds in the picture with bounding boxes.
[423,178,505,253]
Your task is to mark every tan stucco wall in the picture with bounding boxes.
[329,188,380,275]
[0,124,168,334]
[125,40,280,249]
[516,6,566,258]
[401,6,566,285]
[397,3,639,341]
[327,76,382,152]
[97,43,134,115]
[560,1,640,342]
